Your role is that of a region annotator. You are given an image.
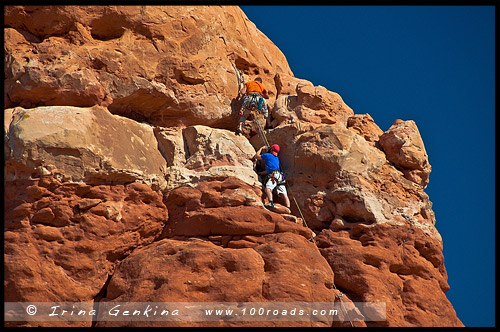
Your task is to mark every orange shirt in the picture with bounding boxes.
[244,81,267,95]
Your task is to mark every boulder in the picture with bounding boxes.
[293,125,386,178]
[97,233,336,327]
[270,83,354,130]
[379,119,431,187]
[5,106,167,190]
[155,125,260,190]
[161,177,314,241]
[295,83,354,127]
[347,113,384,145]
[316,223,462,327]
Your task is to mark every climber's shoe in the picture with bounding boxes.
[264,202,275,209]
[235,128,242,135]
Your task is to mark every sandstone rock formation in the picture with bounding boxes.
[379,119,432,187]
[347,113,384,145]
[4,179,167,327]
[4,5,462,328]
[5,105,167,189]
[155,125,260,190]
[4,5,293,129]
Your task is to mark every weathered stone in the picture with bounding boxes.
[30,207,56,225]
[329,216,347,230]
[347,113,384,145]
[162,177,313,241]
[33,225,65,242]
[97,233,336,327]
[295,83,354,127]
[293,125,386,177]
[156,125,260,190]
[379,119,431,187]
[26,185,51,200]
[265,202,291,215]
[4,6,293,128]
[4,177,167,325]
[316,223,462,327]
[77,198,102,210]
[272,95,301,126]
[4,106,167,190]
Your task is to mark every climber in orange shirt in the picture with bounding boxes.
[235,77,272,135]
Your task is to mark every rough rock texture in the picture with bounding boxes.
[347,113,384,145]
[316,223,457,327]
[160,177,313,240]
[4,178,166,327]
[294,83,354,127]
[4,5,462,328]
[155,125,260,190]
[5,105,167,189]
[97,234,341,327]
[4,5,292,129]
[379,119,432,187]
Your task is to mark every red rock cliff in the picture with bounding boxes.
[4,5,463,327]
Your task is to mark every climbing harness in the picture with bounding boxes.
[269,170,286,186]
[242,92,267,113]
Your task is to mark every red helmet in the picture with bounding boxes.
[271,144,280,156]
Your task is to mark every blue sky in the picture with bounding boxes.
[241,5,495,327]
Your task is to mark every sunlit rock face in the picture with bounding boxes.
[4,5,461,328]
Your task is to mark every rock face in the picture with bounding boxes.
[347,113,384,145]
[155,125,261,190]
[316,223,457,327]
[4,5,462,328]
[4,6,292,129]
[4,179,167,327]
[5,105,167,189]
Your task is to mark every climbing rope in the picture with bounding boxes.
[252,113,271,147]
[332,282,355,327]
[230,59,245,94]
